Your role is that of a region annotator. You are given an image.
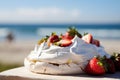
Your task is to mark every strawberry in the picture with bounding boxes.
[63,32,74,40]
[104,58,116,73]
[58,39,72,47]
[111,53,120,71]
[48,33,59,43]
[62,27,82,40]
[82,34,93,43]
[47,33,60,46]
[92,39,100,47]
[85,57,105,75]
[82,33,100,47]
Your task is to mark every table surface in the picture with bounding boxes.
[0,67,120,80]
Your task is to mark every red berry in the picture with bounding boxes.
[63,32,74,40]
[114,59,120,71]
[92,39,100,47]
[49,35,59,43]
[82,34,93,43]
[111,53,120,71]
[105,58,116,73]
[59,39,72,47]
[62,27,82,40]
[85,57,105,75]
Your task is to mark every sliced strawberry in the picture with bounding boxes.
[48,35,59,43]
[59,39,72,47]
[82,34,93,43]
[47,33,60,46]
[63,32,74,40]
[85,57,105,75]
[92,39,100,47]
[62,27,82,40]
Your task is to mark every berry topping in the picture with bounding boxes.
[57,39,72,47]
[82,34,93,43]
[38,27,101,47]
[104,58,115,73]
[92,39,100,47]
[48,32,60,43]
[85,56,105,75]
[111,52,120,71]
[62,27,82,40]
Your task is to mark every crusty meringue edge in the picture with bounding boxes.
[24,58,86,74]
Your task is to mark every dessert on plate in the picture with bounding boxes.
[24,27,116,75]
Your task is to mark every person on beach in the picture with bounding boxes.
[6,31,14,43]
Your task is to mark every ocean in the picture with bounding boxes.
[0,24,120,41]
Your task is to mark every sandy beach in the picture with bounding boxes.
[0,40,36,64]
[0,39,120,65]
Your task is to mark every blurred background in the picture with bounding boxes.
[0,0,120,72]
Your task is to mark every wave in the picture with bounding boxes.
[0,28,10,37]
[0,25,120,41]
[37,28,66,36]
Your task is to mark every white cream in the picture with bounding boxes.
[27,36,109,62]
[24,35,110,74]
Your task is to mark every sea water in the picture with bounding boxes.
[0,24,120,41]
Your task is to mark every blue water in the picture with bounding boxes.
[0,24,120,41]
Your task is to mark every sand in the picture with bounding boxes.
[0,40,36,64]
[0,39,120,64]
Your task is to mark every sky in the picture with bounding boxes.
[0,0,120,24]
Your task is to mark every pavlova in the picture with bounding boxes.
[24,27,120,75]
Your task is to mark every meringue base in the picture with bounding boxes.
[24,58,85,74]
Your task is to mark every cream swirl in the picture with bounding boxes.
[26,35,109,64]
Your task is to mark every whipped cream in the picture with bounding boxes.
[26,35,110,64]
